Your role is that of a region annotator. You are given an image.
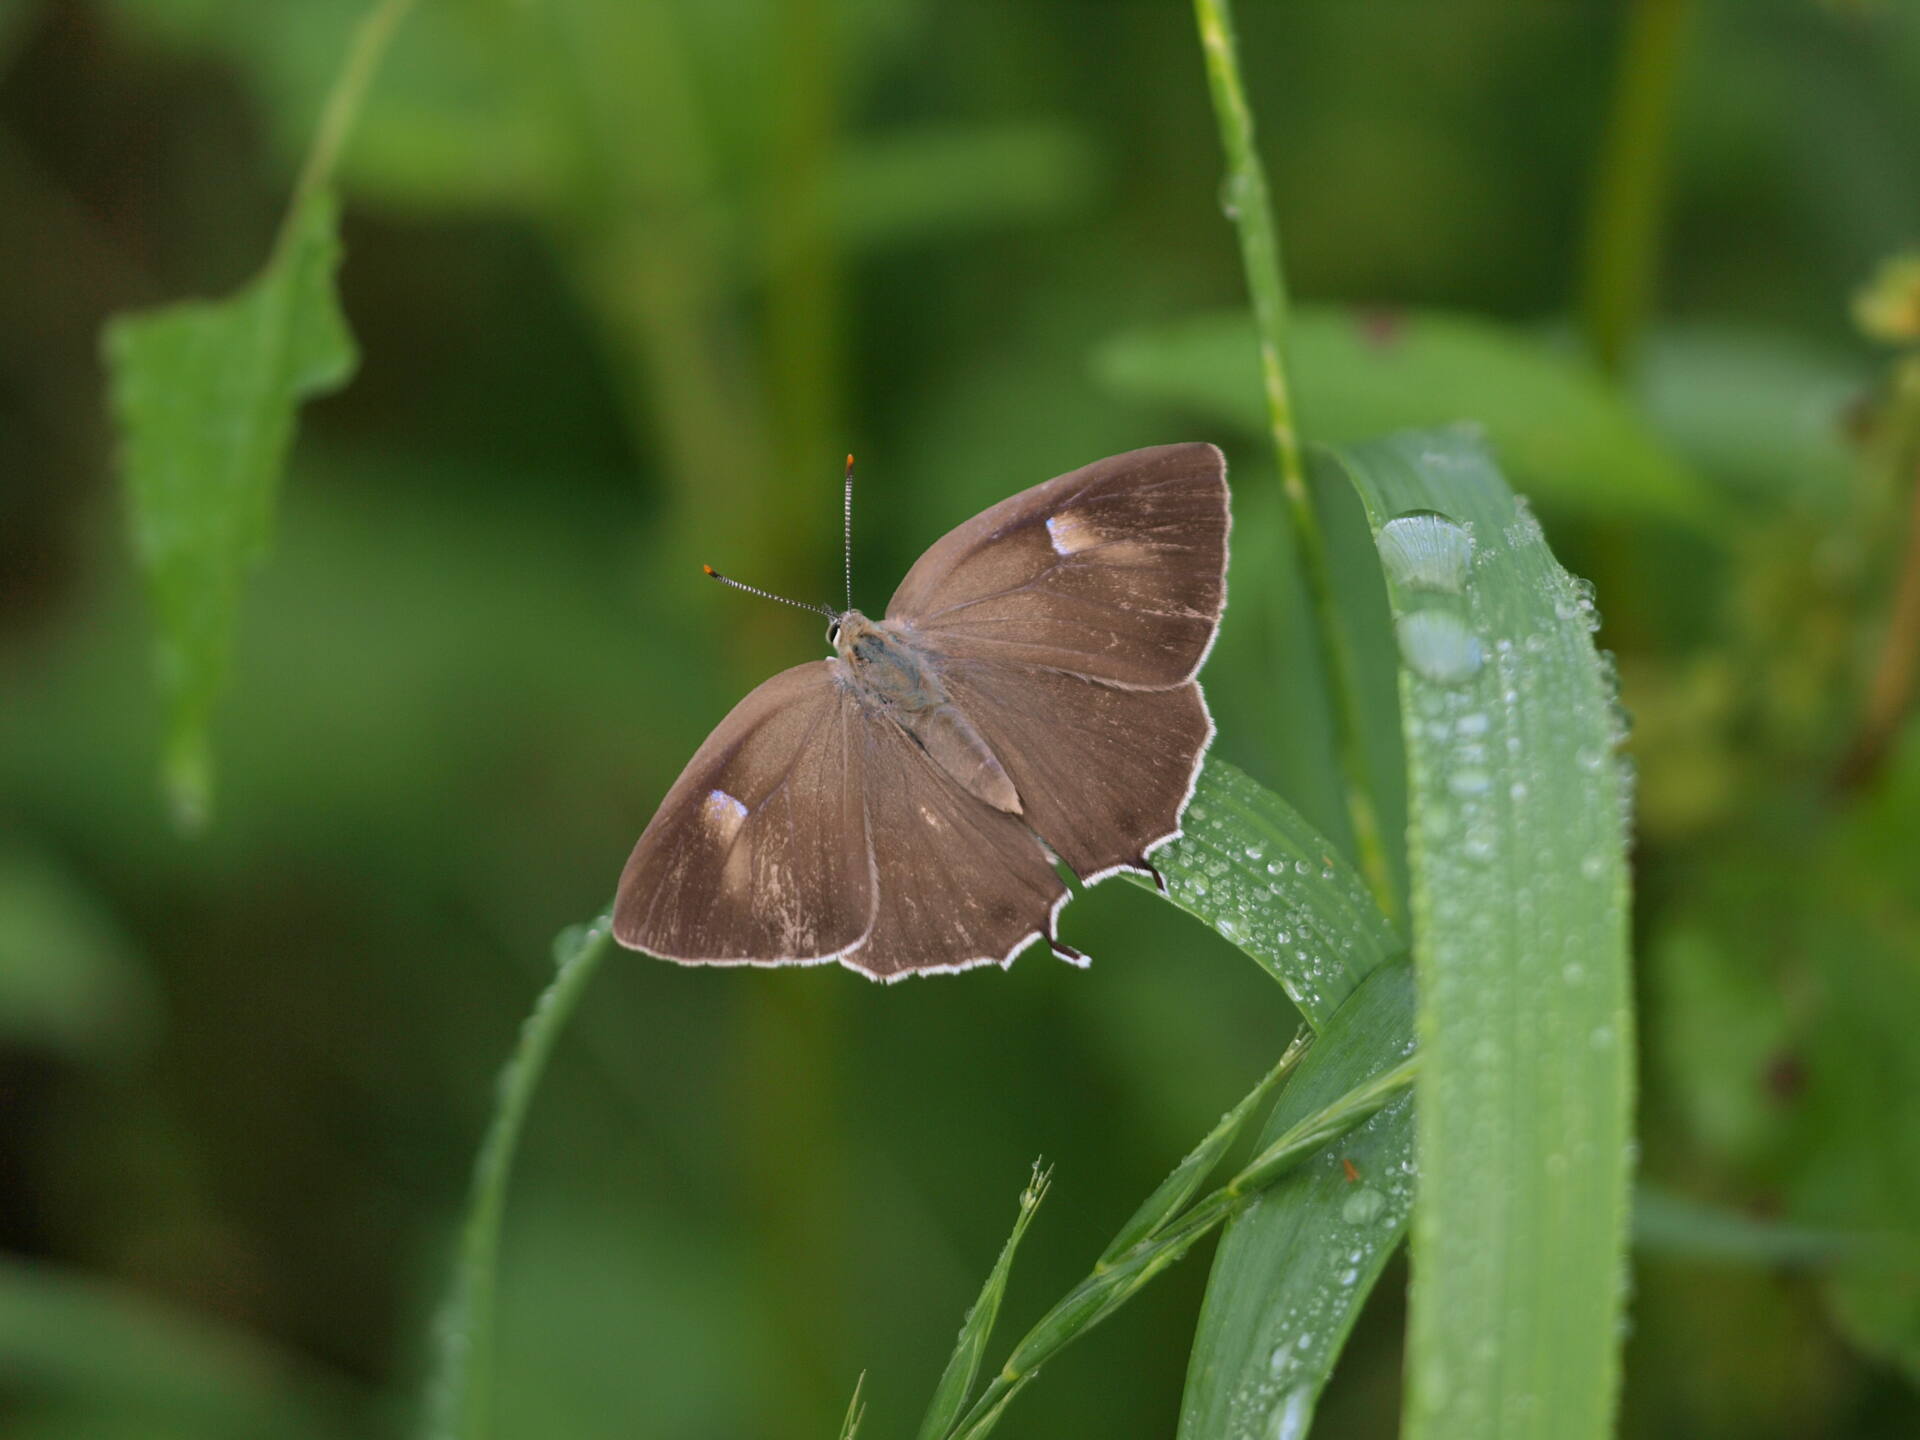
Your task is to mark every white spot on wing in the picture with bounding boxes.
[1047,508,1150,564]
[702,788,749,839]
[705,791,753,896]
[1046,510,1098,555]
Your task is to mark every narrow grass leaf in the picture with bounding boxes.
[1336,428,1635,1440]
[1146,757,1400,1026]
[425,911,614,1440]
[916,1162,1052,1440]
[104,191,356,828]
[1179,962,1417,1440]
[839,1372,867,1440]
[1632,1187,1859,1269]
[1098,1032,1308,1268]
[937,1036,1417,1440]
[948,1374,1034,1440]
[1094,308,1719,529]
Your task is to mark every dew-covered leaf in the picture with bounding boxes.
[1179,962,1416,1440]
[1094,308,1718,528]
[1145,756,1401,1028]
[1132,755,1409,1440]
[103,191,357,828]
[1333,427,1635,1440]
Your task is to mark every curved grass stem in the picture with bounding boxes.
[1190,0,1397,925]
[280,0,419,255]
[423,913,615,1440]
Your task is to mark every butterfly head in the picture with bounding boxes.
[829,608,875,660]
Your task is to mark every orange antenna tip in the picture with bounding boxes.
[701,563,719,577]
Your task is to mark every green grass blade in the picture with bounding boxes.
[1095,308,1719,529]
[1098,1033,1309,1268]
[1334,427,1635,1440]
[1146,757,1401,1027]
[839,1372,868,1440]
[1178,962,1417,1440]
[424,912,614,1440]
[916,1163,1052,1440]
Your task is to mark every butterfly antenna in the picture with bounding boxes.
[842,453,855,614]
[701,564,836,619]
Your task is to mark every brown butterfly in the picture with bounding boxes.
[613,443,1230,981]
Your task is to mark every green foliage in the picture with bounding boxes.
[1097,308,1720,528]
[1634,325,1868,508]
[1649,737,1920,1384]
[0,1256,365,1440]
[11,2,1920,1439]
[103,193,357,828]
[0,844,158,1066]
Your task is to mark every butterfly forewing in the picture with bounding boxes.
[614,663,874,964]
[885,443,1228,688]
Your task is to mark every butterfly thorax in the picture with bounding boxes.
[832,610,943,711]
[833,611,1023,815]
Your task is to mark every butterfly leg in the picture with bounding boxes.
[1049,939,1091,968]
[1140,861,1170,897]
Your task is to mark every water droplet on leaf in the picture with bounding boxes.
[1396,610,1484,684]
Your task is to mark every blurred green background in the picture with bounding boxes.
[4,0,1920,1436]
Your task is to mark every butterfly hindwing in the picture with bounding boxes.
[844,713,1069,980]
[936,659,1213,881]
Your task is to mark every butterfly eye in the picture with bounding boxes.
[826,618,841,646]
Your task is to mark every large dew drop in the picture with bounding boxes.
[1267,1386,1316,1440]
[1395,610,1484,685]
[1377,510,1474,594]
